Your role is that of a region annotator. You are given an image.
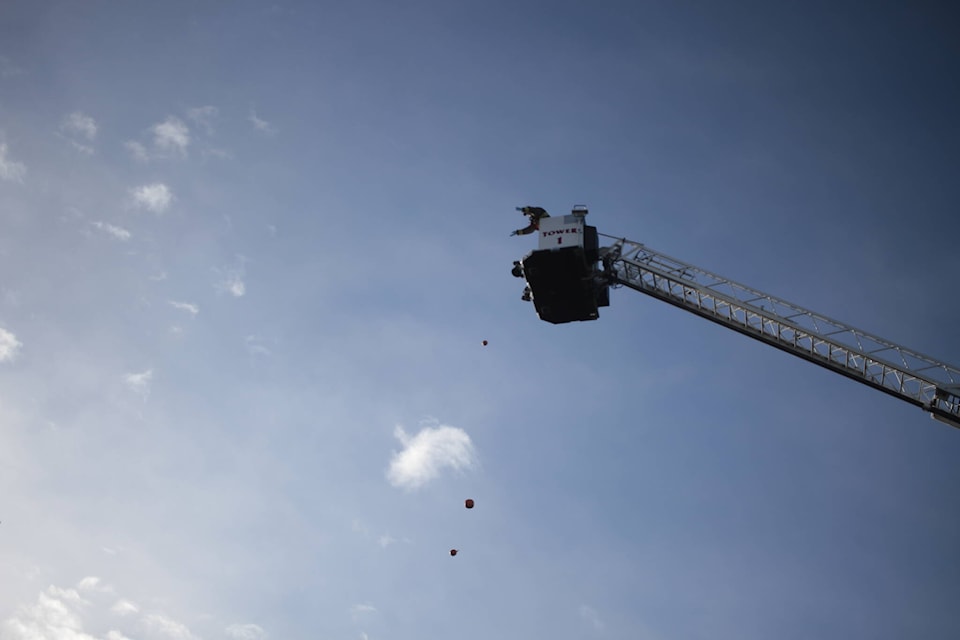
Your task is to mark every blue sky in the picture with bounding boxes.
[1,1,959,639]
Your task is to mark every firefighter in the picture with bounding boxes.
[510,206,549,236]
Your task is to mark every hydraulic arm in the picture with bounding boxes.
[600,235,960,430]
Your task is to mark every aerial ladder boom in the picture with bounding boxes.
[599,234,960,430]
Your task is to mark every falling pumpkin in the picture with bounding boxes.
[465,499,475,509]
[449,549,458,556]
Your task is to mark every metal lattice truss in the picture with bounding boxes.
[600,236,960,429]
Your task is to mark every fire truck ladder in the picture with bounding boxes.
[600,235,960,430]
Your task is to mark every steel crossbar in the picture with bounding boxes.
[600,236,960,429]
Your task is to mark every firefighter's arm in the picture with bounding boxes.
[511,224,537,236]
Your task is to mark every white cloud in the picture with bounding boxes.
[249,110,276,134]
[217,263,247,298]
[225,623,266,640]
[152,116,190,154]
[70,140,95,155]
[169,301,199,316]
[0,142,26,182]
[124,369,153,399]
[0,327,22,362]
[352,520,408,549]
[2,583,197,640]
[386,422,477,490]
[143,614,197,640]
[131,183,173,213]
[76,577,110,593]
[187,105,218,134]
[349,604,377,620]
[1,587,93,640]
[125,140,150,162]
[579,605,604,631]
[91,221,132,241]
[110,599,139,616]
[47,586,89,608]
[226,277,245,297]
[244,335,270,356]
[61,112,98,140]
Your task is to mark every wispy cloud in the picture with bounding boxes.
[352,519,407,549]
[2,580,207,640]
[579,605,604,631]
[70,140,95,155]
[0,579,111,640]
[111,599,139,616]
[61,112,98,140]
[77,577,112,593]
[142,613,198,640]
[1,587,90,640]
[124,140,150,163]
[91,221,132,241]
[378,533,396,548]
[124,369,153,399]
[187,105,219,134]
[58,113,97,154]
[0,142,26,182]
[152,116,190,155]
[244,335,270,356]
[223,276,245,297]
[216,260,247,297]
[0,327,22,362]
[225,623,266,640]
[169,301,199,316]
[349,604,377,621]
[249,110,276,134]
[387,421,477,490]
[131,183,173,213]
